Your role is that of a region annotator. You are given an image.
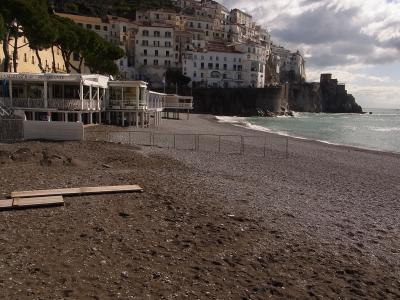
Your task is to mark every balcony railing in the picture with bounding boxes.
[109,99,148,110]
[3,97,99,111]
[48,99,99,111]
[164,102,193,109]
[6,98,44,109]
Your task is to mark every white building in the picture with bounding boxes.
[183,41,265,88]
[134,24,176,86]
[229,9,253,28]
[271,44,306,82]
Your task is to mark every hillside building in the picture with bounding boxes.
[134,24,176,86]
[0,0,306,88]
[183,41,265,88]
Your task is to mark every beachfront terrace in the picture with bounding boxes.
[108,81,167,112]
[0,73,108,112]
[108,81,149,110]
[164,94,194,110]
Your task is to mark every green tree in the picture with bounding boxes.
[81,32,125,75]
[0,15,5,39]
[52,15,81,73]
[0,0,57,72]
[166,68,191,88]
[0,0,16,72]
[21,0,58,72]
[52,15,124,75]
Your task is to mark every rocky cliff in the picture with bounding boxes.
[288,74,363,113]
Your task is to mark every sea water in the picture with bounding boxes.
[219,109,400,153]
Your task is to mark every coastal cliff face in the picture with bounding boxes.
[190,74,361,116]
[288,74,363,113]
[288,83,322,112]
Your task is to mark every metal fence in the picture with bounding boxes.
[85,129,290,158]
[0,119,24,141]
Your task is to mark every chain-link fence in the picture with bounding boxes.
[85,129,290,158]
[0,119,24,142]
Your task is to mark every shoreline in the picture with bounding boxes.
[213,114,400,157]
[87,113,400,158]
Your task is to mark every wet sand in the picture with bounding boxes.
[0,114,399,299]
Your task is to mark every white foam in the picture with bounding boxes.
[215,115,308,140]
[370,127,400,132]
[215,116,247,124]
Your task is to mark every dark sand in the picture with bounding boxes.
[0,114,399,299]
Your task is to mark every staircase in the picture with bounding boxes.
[0,99,13,118]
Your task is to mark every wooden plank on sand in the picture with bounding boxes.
[0,200,13,210]
[11,185,143,198]
[13,196,64,208]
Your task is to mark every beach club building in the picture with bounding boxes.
[0,72,193,127]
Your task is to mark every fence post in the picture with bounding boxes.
[286,137,289,159]
[129,131,132,145]
[107,131,110,142]
[241,136,244,155]
[218,135,221,153]
[149,131,152,146]
[264,135,267,158]
[173,134,176,149]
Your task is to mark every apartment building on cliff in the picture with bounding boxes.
[183,41,266,88]
[134,24,177,85]
[271,44,306,82]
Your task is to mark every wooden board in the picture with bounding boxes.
[0,199,13,210]
[11,185,143,199]
[13,196,64,208]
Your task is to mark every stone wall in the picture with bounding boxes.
[191,85,288,116]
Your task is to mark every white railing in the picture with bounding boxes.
[1,97,98,111]
[147,92,166,110]
[109,99,147,110]
[164,102,193,109]
[9,98,44,108]
[48,98,92,110]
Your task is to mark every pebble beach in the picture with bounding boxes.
[0,114,399,299]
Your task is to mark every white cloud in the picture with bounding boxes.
[220,0,400,107]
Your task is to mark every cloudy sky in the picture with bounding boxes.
[220,0,400,108]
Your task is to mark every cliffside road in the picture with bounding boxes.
[0,116,399,298]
